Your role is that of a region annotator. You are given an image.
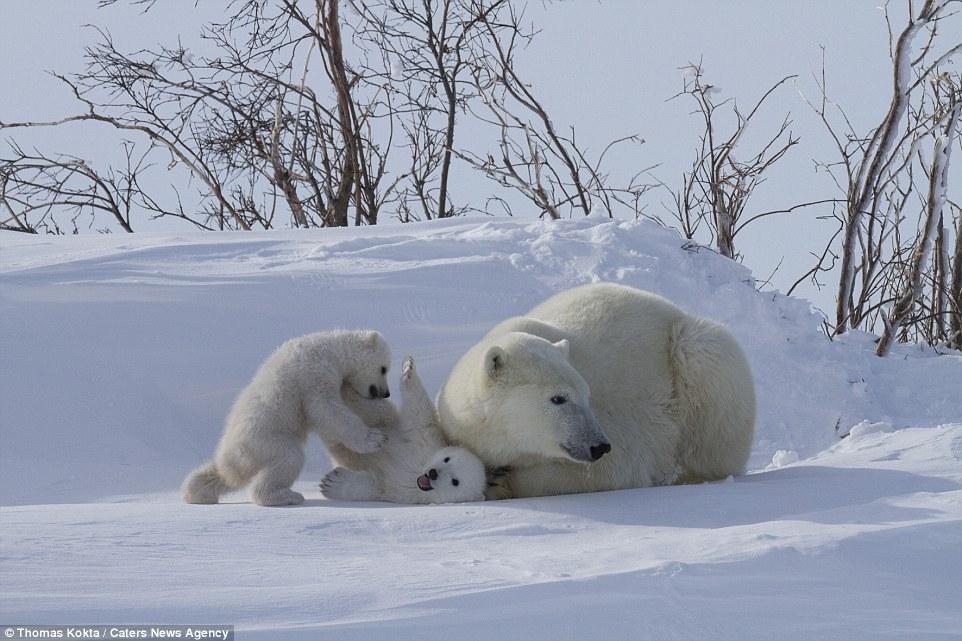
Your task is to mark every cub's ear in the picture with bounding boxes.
[552,339,570,357]
[366,331,381,347]
[482,345,507,380]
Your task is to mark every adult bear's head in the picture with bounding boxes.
[438,331,610,468]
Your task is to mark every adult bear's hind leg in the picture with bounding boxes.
[669,316,756,481]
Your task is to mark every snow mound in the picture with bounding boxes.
[2,217,961,505]
[3,218,962,638]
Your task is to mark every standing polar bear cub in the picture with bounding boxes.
[437,283,756,498]
[182,330,393,506]
[321,357,487,504]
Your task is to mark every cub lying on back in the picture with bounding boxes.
[182,330,393,507]
[321,357,486,504]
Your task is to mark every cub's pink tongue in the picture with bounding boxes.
[417,474,433,491]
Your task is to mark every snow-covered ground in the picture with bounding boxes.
[2,218,961,638]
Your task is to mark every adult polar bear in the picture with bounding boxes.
[437,283,755,498]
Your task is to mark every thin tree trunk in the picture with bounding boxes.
[712,184,735,259]
[270,99,309,228]
[931,218,947,339]
[949,214,962,349]
[835,12,926,334]
[322,0,358,227]
[877,98,960,355]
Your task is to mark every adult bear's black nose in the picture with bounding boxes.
[428,468,438,481]
[589,442,611,461]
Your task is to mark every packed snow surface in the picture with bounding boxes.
[2,218,961,639]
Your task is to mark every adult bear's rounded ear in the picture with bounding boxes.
[552,339,570,357]
[483,345,507,379]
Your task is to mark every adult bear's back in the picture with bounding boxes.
[525,283,686,405]
[526,282,755,484]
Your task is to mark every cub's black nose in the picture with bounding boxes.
[383,389,390,398]
[589,442,611,461]
[428,468,438,481]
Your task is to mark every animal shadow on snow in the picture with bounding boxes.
[507,466,959,528]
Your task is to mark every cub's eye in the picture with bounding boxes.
[444,457,450,463]
[550,395,567,405]
[380,366,387,375]
[452,479,459,486]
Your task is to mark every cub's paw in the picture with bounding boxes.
[320,468,373,501]
[255,489,305,507]
[347,427,387,454]
[401,356,416,383]
[319,468,349,500]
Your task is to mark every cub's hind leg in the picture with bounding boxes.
[249,441,305,506]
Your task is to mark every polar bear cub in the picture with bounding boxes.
[320,357,486,504]
[182,330,393,507]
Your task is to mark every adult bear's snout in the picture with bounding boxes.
[589,442,611,461]
[559,405,611,463]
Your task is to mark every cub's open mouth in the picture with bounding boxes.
[417,474,433,491]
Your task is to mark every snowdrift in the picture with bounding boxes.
[2,218,959,504]
[2,218,961,638]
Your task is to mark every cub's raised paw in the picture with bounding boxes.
[401,356,416,383]
[347,427,387,453]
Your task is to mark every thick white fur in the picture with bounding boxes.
[321,358,486,504]
[182,330,393,506]
[437,283,756,498]
[321,357,487,503]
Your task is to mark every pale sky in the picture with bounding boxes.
[0,1,931,314]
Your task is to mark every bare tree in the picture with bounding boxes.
[3,0,553,232]
[660,63,830,261]
[0,0,412,232]
[191,0,405,227]
[877,77,960,355]
[455,3,652,220]
[950,205,962,348]
[0,142,146,234]
[351,0,512,221]
[811,0,962,336]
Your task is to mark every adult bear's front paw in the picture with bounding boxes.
[485,467,514,500]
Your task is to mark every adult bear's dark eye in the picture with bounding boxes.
[444,457,450,463]
[550,395,567,405]
[381,366,387,375]
[452,479,459,486]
